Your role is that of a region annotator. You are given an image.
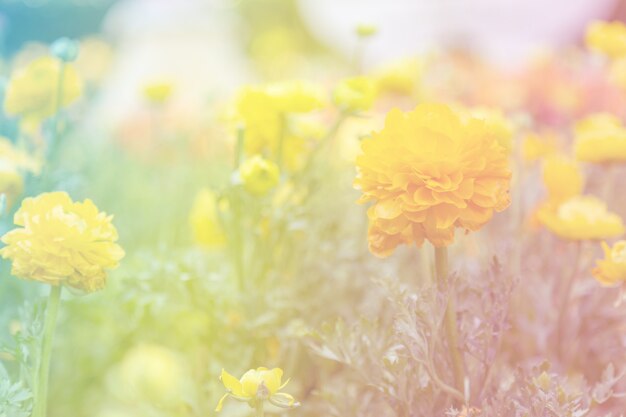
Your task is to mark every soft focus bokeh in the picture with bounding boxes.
[2,1,626,417]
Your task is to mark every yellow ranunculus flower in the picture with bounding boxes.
[586,20,626,59]
[537,195,624,240]
[142,81,173,104]
[234,82,322,172]
[355,103,511,255]
[0,191,124,292]
[374,57,423,96]
[522,132,558,162]
[0,137,41,207]
[75,37,114,84]
[463,106,513,153]
[573,113,626,163]
[117,344,187,407]
[189,188,227,247]
[216,367,298,412]
[4,57,82,125]
[266,80,325,113]
[542,156,583,204]
[593,241,626,286]
[333,76,378,112]
[239,155,280,196]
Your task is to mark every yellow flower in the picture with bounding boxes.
[574,113,626,163]
[593,240,626,286]
[463,106,513,153]
[542,156,583,204]
[142,81,173,104]
[117,344,187,407]
[333,76,378,112]
[537,195,624,240]
[586,21,626,59]
[374,57,423,96]
[355,103,511,255]
[522,132,558,162]
[356,24,378,38]
[189,188,227,247]
[75,37,114,84]
[4,57,82,125]
[0,191,124,292]
[239,155,280,196]
[216,367,298,411]
[266,80,325,113]
[234,83,322,171]
[0,137,41,207]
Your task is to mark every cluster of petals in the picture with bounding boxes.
[355,103,511,256]
[0,192,124,292]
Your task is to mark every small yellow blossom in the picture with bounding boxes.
[266,80,325,113]
[586,21,626,59]
[593,241,626,286]
[189,188,227,247]
[537,195,624,240]
[142,81,173,104]
[333,76,378,112]
[4,57,82,125]
[0,137,40,207]
[542,156,583,204]
[356,24,378,38]
[75,37,114,84]
[522,132,558,162]
[574,113,626,163]
[0,191,124,292]
[240,155,280,196]
[355,103,511,255]
[117,344,187,407]
[216,367,298,412]
[374,57,423,96]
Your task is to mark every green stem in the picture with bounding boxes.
[434,246,465,396]
[33,285,62,417]
[255,401,264,417]
[234,125,245,169]
[50,62,66,155]
[556,241,582,363]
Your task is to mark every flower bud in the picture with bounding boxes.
[50,37,80,62]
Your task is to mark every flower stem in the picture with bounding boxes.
[556,241,582,364]
[255,400,265,417]
[33,285,62,417]
[276,113,287,171]
[434,246,465,396]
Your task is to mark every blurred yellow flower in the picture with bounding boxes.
[355,103,511,255]
[522,132,558,162]
[142,81,173,104]
[216,367,298,412]
[4,57,82,125]
[542,156,583,204]
[574,113,626,163]
[0,137,41,207]
[267,80,325,113]
[593,241,626,286]
[235,82,323,171]
[586,20,626,59]
[374,57,423,96]
[189,188,227,247]
[0,191,124,292]
[75,37,114,84]
[356,24,378,38]
[333,76,378,112]
[537,195,624,240]
[117,344,187,407]
[240,155,280,196]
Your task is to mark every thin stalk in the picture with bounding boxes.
[232,127,246,292]
[556,241,582,362]
[276,113,287,170]
[33,285,62,417]
[49,62,66,158]
[255,400,264,417]
[434,246,465,395]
